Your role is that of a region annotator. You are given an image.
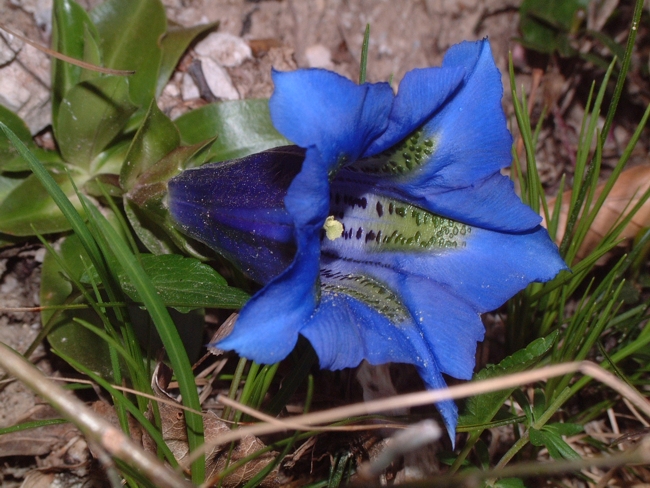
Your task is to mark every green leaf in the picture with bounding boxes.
[124,199,179,255]
[529,425,582,460]
[0,104,34,170]
[120,99,180,191]
[82,199,205,482]
[84,253,249,312]
[519,0,589,55]
[56,76,137,170]
[157,22,218,98]
[0,173,25,206]
[87,139,131,177]
[124,140,214,257]
[545,422,583,437]
[459,331,558,429]
[532,388,546,422]
[91,0,167,106]
[51,0,101,127]
[494,479,526,488]
[41,235,115,378]
[174,99,290,162]
[0,171,85,235]
[79,23,102,83]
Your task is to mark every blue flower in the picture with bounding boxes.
[168,39,567,440]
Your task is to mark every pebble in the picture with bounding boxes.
[200,58,240,100]
[194,32,252,68]
[305,44,333,69]
[181,72,200,101]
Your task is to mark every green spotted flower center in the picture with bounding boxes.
[320,267,410,322]
[327,191,471,252]
[348,129,436,176]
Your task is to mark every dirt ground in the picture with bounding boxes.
[0,0,647,486]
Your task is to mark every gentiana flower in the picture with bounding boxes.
[168,39,567,440]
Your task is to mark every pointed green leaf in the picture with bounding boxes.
[79,23,102,83]
[124,199,179,255]
[57,76,137,170]
[120,99,180,191]
[459,331,558,429]
[157,22,218,98]
[84,253,249,312]
[91,0,167,106]
[124,139,214,257]
[174,99,290,162]
[494,479,526,488]
[41,235,114,378]
[51,0,100,127]
[0,171,86,235]
[0,104,35,171]
[519,0,588,55]
[545,422,583,437]
[529,426,582,460]
[0,173,25,206]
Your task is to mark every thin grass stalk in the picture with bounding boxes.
[82,199,205,483]
[55,349,178,467]
[358,24,370,84]
[600,0,645,142]
[0,123,141,436]
[0,342,192,488]
[223,357,247,422]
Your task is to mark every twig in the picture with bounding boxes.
[0,23,134,75]
[0,342,193,488]
[182,361,650,471]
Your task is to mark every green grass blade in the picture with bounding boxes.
[82,198,205,483]
[0,419,68,435]
[601,0,644,142]
[55,348,178,467]
[359,24,370,84]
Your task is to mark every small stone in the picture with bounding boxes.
[305,44,333,69]
[199,57,239,100]
[181,73,200,100]
[0,33,23,65]
[162,81,180,99]
[194,32,252,68]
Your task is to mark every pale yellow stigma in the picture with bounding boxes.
[323,215,344,240]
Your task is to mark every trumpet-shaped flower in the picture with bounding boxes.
[168,39,567,440]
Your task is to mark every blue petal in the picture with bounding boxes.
[299,287,460,442]
[390,171,542,233]
[321,184,567,312]
[168,146,303,283]
[224,69,400,363]
[299,291,418,370]
[395,275,485,381]
[270,69,394,165]
[315,257,485,380]
[363,66,466,156]
[419,39,512,186]
[217,226,321,364]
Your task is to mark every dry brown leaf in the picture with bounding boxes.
[0,405,80,458]
[544,165,650,260]
[142,363,280,488]
[248,39,283,58]
[207,313,238,357]
[19,471,55,488]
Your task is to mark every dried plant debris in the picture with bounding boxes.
[545,164,650,261]
[142,362,280,487]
